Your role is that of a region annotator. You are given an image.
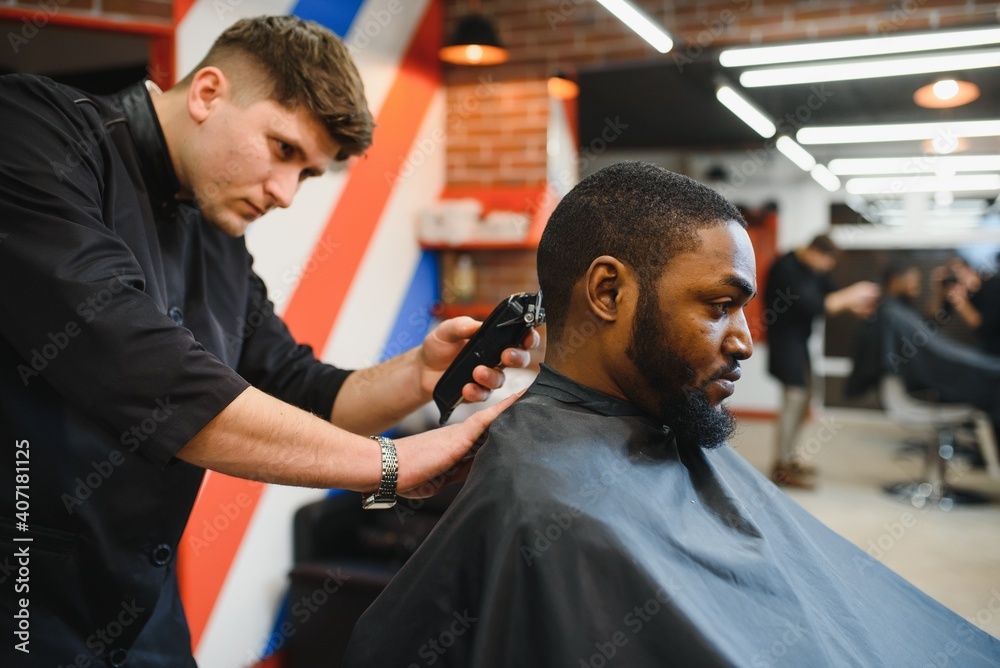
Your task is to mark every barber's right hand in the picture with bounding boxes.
[843,280,881,318]
[392,391,522,498]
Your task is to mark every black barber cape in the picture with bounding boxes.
[0,75,351,665]
[344,365,999,667]
[846,297,1000,422]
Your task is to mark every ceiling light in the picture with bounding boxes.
[934,80,959,100]
[739,49,1000,87]
[845,174,1000,195]
[797,119,1000,144]
[828,155,1000,175]
[914,79,981,109]
[440,14,508,65]
[775,136,816,171]
[547,71,579,100]
[927,135,969,155]
[810,165,841,192]
[719,26,1000,67]
[595,0,673,54]
[934,191,955,207]
[716,85,775,138]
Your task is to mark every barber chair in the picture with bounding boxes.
[879,375,1000,510]
[283,486,460,667]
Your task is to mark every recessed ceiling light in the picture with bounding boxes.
[595,0,673,54]
[914,79,981,109]
[810,165,841,192]
[715,86,776,138]
[719,26,1000,67]
[797,119,1000,144]
[828,155,1000,175]
[935,191,955,206]
[776,136,816,171]
[845,174,1000,195]
[739,49,1000,87]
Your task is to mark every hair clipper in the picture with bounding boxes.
[434,291,545,425]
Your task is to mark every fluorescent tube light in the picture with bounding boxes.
[845,174,1000,195]
[775,137,816,171]
[716,86,775,138]
[595,0,673,54]
[810,165,841,192]
[828,155,1000,175]
[720,26,1000,67]
[797,120,1000,145]
[739,49,1000,87]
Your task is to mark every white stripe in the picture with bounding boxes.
[323,90,446,366]
[176,0,298,80]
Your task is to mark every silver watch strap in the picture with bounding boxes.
[362,435,398,509]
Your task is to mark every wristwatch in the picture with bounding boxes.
[362,435,398,509]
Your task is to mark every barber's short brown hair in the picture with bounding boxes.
[181,15,374,161]
[808,233,838,255]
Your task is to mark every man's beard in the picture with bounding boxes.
[625,290,737,451]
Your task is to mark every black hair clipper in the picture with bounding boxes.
[434,291,545,425]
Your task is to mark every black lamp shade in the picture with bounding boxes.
[440,14,508,65]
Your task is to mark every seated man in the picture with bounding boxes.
[343,163,999,667]
[847,264,1000,425]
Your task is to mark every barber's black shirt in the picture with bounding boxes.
[0,74,351,666]
[971,274,1000,356]
[764,251,836,386]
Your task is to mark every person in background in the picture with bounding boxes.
[764,234,880,489]
[845,263,922,400]
[932,254,1000,356]
[884,263,922,308]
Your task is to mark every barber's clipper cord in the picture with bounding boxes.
[433,291,545,425]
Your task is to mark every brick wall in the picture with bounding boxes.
[439,0,996,305]
[442,0,998,189]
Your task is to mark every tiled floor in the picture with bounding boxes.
[730,410,1000,640]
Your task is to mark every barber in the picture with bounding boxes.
[0,16,533,667]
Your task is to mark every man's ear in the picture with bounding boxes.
[186,67,227,123]
[585,255,631,323]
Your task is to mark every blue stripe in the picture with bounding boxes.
[380,250,439,364]
[292,0,367,38]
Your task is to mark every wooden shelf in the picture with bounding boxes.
[419,185,557,251]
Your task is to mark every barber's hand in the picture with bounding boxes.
[394,392,522,497]
[841,280,881,318]
[418,316,539,403]
[945,283,970,308]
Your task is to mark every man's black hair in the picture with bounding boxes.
[536,161,746,339]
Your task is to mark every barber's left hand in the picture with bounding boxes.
[419,316,540,402]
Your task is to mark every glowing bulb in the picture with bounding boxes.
[932,79,960,100]
[465,44,483,63]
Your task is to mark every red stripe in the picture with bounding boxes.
[177,474,267,650]
[178,0,443,653]
[282,3,443,347]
